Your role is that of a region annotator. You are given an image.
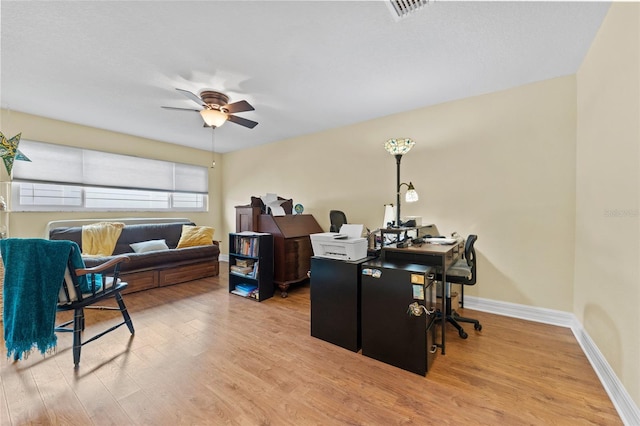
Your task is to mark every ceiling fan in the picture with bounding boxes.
[161,88,258,129]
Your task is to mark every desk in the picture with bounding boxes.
[381,242,461,354]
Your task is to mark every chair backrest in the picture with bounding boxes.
[463,234,478,285]
[58,244,124,305]
[329,210,348,233]
[58,266,80,305]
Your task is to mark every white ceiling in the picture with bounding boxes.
[1,1,610,153]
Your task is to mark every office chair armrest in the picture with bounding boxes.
[74,255,131,276]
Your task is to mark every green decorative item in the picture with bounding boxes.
[0,132,31,175]
[294,203,304,214]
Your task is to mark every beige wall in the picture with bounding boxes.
[0,110,222,239]
[2,5,636,407]
[223,75,577,312]
[576,2,640,407]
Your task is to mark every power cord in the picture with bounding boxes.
[407,302,435,317]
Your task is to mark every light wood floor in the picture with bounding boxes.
[1,264,621,425]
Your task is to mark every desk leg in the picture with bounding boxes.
[441,257,447,355]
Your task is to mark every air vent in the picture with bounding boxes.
[388,0,430,19]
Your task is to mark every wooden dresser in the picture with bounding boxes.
[235,206,323,297]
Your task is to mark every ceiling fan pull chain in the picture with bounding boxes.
[211,128,216,168]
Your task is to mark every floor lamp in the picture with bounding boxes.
[384,138,419,227]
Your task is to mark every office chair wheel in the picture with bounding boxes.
[459,329,468,339]
[474,323,482,331]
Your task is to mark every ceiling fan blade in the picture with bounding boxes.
[224,100,254,114]
[161,106,201,112]
[175,88,206,107]
[227,114,258,129]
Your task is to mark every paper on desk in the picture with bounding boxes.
[339,224,364,239]
[266,200,286,216]
[424,238,457,245]
[262,193,278,205]
[261,193,286,216]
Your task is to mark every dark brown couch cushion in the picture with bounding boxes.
[82,244,219,272]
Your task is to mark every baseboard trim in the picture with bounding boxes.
[571,321,640,426]
[464,295,575,327]
[465,296,640,426]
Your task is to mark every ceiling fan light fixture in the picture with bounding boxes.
[164,88,257,129]
[200,109,227,127]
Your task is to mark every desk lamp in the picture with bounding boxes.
[384,138,419,227]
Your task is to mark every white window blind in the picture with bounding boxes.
[12,140,208,193]
[175,163,208,193]
[11,140,208,212]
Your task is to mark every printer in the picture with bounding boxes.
[311,224,368,261]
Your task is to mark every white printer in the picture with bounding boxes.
[311,224,368,261]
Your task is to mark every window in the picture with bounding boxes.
[11,140,208,212]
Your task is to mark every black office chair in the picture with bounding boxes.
[329,210,348,233]
[437,234,481,339]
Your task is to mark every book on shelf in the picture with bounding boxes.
[236,283,258,292]
[231,289,259,298]
[230,260,259,278]
[231,289,255,297]
[235,258,254,268]
[233,235,261,257]
[230,265,254,275]
[252,261,259,278]
[232,283,258,297]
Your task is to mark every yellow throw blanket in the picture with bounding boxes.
[81,222,125,256]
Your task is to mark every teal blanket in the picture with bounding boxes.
[0,238,85,360]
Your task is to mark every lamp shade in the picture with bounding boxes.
[384,138,415,155]
[405,182,419,202]
[200,109,228,127]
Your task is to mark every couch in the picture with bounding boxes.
[49,221,219,294]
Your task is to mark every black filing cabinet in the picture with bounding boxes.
[361,259,437,375]
[310,256,371,352]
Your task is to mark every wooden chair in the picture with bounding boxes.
[0,238,133,368]
[56,246,134,367]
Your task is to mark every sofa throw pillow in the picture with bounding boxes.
[130,239,169,254]
[176,225,215,249]
[81,221,125,257]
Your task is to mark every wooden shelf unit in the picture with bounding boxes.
[228,232,274,302]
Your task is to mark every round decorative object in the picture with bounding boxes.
[294,203,304,214]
